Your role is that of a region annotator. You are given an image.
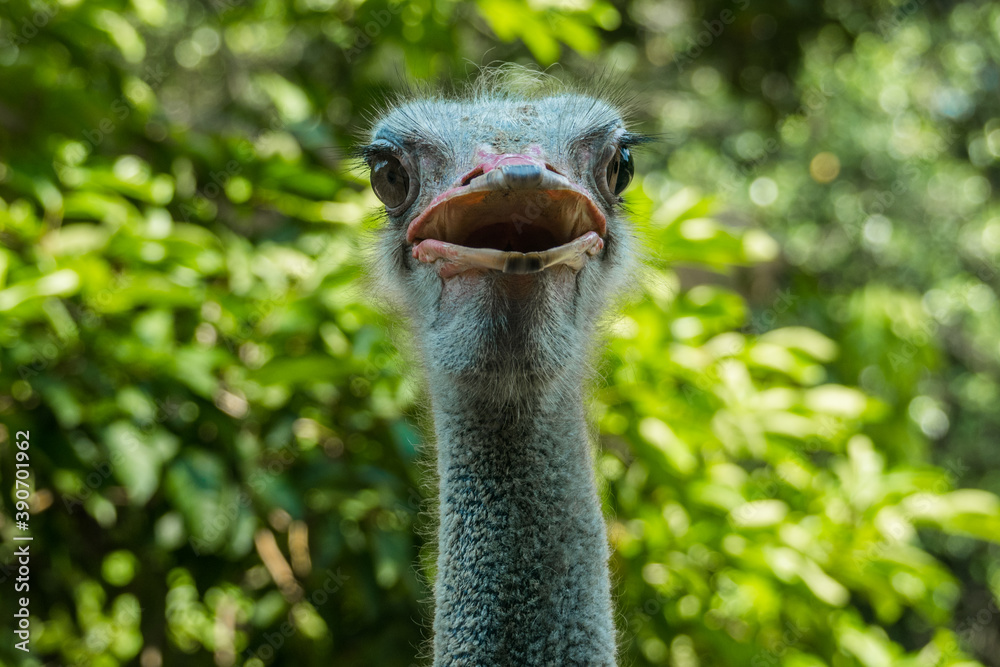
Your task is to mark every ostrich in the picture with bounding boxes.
[362,77,643,666]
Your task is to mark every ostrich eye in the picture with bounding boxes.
[371,155,411,209]
[605,146,634,196]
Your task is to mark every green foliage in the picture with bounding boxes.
[602,192,997,666]
[0,0,998,666]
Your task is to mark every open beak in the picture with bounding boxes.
[408,157,607,278]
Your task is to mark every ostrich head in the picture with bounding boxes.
[364,83,642,403]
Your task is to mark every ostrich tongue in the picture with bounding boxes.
[412,231,605,278]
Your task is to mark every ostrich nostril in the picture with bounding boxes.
[499,163,544,188]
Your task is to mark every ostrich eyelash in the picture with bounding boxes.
[356,136,449,166]
[570,127,654,154]
[355,142,400,163]
[618,131,655,149]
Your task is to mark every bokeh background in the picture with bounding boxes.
[1,0,999,665]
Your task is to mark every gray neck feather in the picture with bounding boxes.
[429,370,617,666]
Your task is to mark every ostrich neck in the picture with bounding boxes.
[430,377,617,666]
